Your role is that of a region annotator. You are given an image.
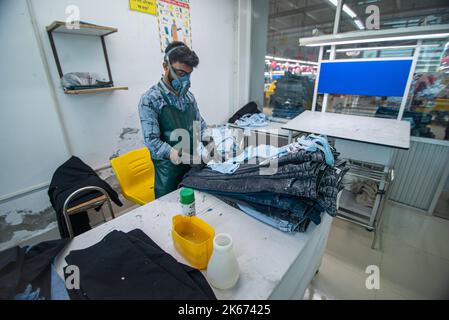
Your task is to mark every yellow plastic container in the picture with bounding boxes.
[172,215,215,270]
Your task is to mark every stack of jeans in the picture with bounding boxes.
[180,143,347,233]
[270,73,314,119]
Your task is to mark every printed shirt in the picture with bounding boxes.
[138,79,207,160]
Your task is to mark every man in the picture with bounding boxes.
[138,42,208,198]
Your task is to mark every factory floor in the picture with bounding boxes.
[304,201,449,300]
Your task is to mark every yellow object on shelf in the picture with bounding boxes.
[110,148,155,205]
[172,215,215,270]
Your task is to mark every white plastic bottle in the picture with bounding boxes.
[206,233,239,290]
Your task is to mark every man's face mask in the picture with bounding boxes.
[169,66,191,97]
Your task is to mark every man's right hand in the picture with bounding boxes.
[169,148,182,165]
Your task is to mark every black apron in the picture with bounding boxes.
[153,83,197,198]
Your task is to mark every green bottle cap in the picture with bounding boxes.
[180,188,195,205]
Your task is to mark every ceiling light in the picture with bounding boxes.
[326,44,439,53]
[305,33,449,47]
[343,5,357,19]
[264,55,319,65]
[354,19,365,30]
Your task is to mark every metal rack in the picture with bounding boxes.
[336,159,394,249]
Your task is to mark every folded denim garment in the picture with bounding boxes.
[216,194,321,233]
[206,134,335,175]
[237,203,298,233]
[207,144,287,174]
[180,140,348,233]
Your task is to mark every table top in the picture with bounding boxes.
[229,120,293,138]
[54,190,327,299]
[282,111,411,149]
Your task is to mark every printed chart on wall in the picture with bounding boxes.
[157,0,192,52]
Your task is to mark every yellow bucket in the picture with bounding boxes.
[172,215,215,269]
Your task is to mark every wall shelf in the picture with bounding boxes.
[46,21,126,94]
[46,21,117,37]
[64,86,129,95]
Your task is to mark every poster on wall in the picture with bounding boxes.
[157,0,192,52]
[129,0,157,15]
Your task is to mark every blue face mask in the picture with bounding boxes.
[165,45,192,96]
[170,72,191,96]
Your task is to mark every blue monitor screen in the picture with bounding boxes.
[318,59,413,97]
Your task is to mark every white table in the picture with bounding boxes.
[282,111,410,150]
[282,111,409,248]
[55,190,333,300]
[229,120,293,138]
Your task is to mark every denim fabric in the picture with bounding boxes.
[217,195,318,233]
[234,113,269,127]
[209,126,240,155]
[187,151,326,181]
[207,144,288,174]
[180,134,347,234]
[237,203,298,233]
[208,191,316,219]
[207,162,240,175]
[216,192,322,224]
[272,107,304,119]
[292,135,335,166]
[14,284,43,300]
[51,263,70,300]
[205,132,336,176]
[180,147,347,217]
[14,260,70,301]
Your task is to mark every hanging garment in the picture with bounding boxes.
[48,156,123,238]
[270,73,313,119]
[64,229,216,300]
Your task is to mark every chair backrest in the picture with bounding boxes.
[110,148,155,203]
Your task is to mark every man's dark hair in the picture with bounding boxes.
[165,41,199,68]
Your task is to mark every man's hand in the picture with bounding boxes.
[169,148,182,165]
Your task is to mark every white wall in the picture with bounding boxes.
[31,0,237,167]
[0,0,70,198]
[0,0,238,247]
[190,0,236,123]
